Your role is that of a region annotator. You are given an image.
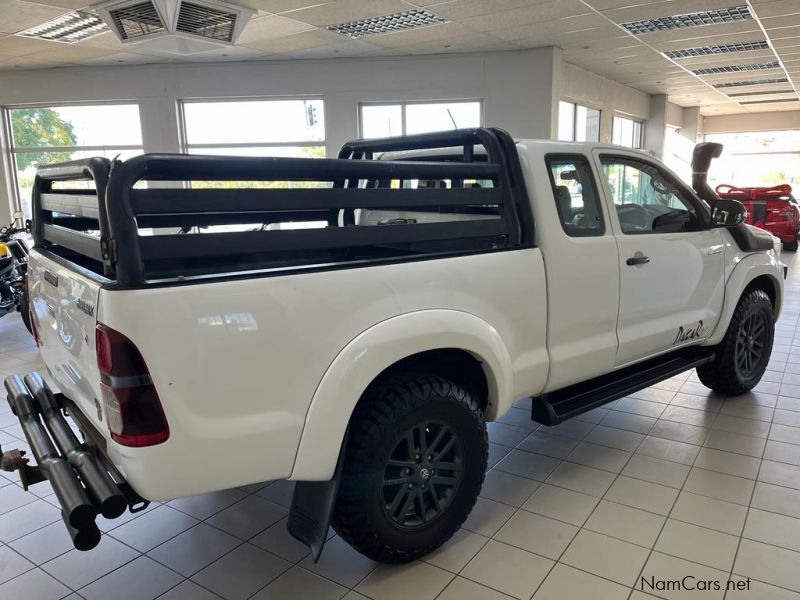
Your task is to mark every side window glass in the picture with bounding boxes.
[601,157,701,234]
[546,156,604,236]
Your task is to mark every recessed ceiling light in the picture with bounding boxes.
[739,98,798,105]
[714,77,789,88]
[664,40,769,59]
[693,62,780,75]
[622,5,751,35]
[18,10,108,43]
[327,8,445,39]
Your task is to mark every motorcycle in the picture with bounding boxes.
[0,211,32,334]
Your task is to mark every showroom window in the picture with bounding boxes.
[360,100,482,138]
[181,97,326,159]
[704,130,800,189]
[612,115,644,149]
[557,101,601,142]
[5,103,143,219]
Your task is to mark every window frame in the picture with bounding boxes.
[599,153,712,235]
[558,100,601,143]
[545,153,606,237]
[178,95,327,154]
[358,99,484,138]
[3,100,144,213]
[611,115,644,149]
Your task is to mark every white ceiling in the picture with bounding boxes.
[0,0,798,115]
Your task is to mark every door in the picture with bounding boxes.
[596,153,725,366]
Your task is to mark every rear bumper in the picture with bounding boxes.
[1,372,149,551]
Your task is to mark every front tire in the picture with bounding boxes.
[697,289,774,395]
[332,374,487,564]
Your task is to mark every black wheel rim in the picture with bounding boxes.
[381,420,464,529]
[735,311,768,378]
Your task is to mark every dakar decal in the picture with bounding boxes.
[674,320,704,345]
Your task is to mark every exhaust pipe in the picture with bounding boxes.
[5,375,97,530]
[24,372,127,519]
[691,142,724,204]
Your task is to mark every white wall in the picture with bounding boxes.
[704,111,800,134]
[0,48,569,222]
[560,61,651,144]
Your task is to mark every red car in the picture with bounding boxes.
[716,184,800,251]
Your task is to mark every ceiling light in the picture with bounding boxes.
[664,40,769,59]
[693,62,780,75]
[17,10,108,43]
[727,89,796,96]
[739,98,799,105]
[714,77,789,88]
[622,6,751,35]
[327,8,445,39]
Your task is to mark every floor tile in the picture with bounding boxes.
[8,520,75,565]
[423,528,488,573]
[0,567,69,600]
[253,566,346,600]
[480,469,540,507]
[0,499,60,543]
[463,497,516,538]
[495,510,578,559]
[660,405,717,427]
[158,580,223,600]
[726,575,800,599]
[614,397,665,418]
[670,491,748,536]
[600,410,656,434]
[147,523,241,577]
[537,419,593,440]
[636,436,700,465]
[522,484,599,526]
[584,425,644,452]
[604,476,678,516]
[759,460,800,490]
[41,534,139,590]
[205,495,287,540]
[560,529,649,586]
[516,431,579,459]
[752,482,800,519]
[654,519,739,571]
[191,543,291,600]
[109,504,199,552]
[670,392,723,412]
[584,500,665,548]
[0,484,37,515]
[714,414,771,438]
[704,429,767,458]
[168,489,249,520]
[744,508,800,553]
[545,462,616,497]
[566,441,631,473]
[356,561,453,600]
[649,419,709,445]
[694,447,761,479]
[462,540,553,600]
[734,539,800,592]
[255,480,295,507]
[622,454,690,488]
[684,467,755,506]
[0,545,34,585]
[487,422,531,448]
[764,439,800,466]
[299,536,377,588]
[79,555,182,600]
[532,563,628,600]
[494,450,560,481]
[250,516,311,563]
[437,576,515,600]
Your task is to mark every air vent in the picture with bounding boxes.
[727,89,796,96]
[18,10,108,43]
[664,40,769,59]
[97,0,253,54]
[622,6,751,35]
[693,62,780,75]
[327,8,446,39]
[714,78,789,88]
[109,1,165,40]
[739,98,799,105]
[176,1,236,42]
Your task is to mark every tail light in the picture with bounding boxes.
[24,274,41,346]
[95,323,169,447]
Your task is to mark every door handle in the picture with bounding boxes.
[626,256,650,266]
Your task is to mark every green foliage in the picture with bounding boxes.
[10,108,76,170]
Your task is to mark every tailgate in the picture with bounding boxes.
[27,250,105,434]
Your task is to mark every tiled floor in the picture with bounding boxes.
[2,252,800,599]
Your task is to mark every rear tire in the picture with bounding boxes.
[332,373,487,564]
[697,289,774,395]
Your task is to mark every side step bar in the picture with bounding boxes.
[532,347,716,426]
[2,372,146,550]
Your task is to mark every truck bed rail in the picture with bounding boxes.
[31,128,532,286]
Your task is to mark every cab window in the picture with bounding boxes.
[601,156,704,234]
[546,155,604,236]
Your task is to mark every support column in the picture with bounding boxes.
[644,94,668,159]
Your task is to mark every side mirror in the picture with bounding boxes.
[711,198,747,227]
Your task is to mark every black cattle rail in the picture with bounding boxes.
[31,128,531,286]
[2,373,146,551]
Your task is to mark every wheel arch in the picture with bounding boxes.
[290,309,514,480]
[705,255,783,346]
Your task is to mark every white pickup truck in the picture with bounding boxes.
[1,128,785,564]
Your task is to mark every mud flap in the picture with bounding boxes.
[287,434,347,562]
